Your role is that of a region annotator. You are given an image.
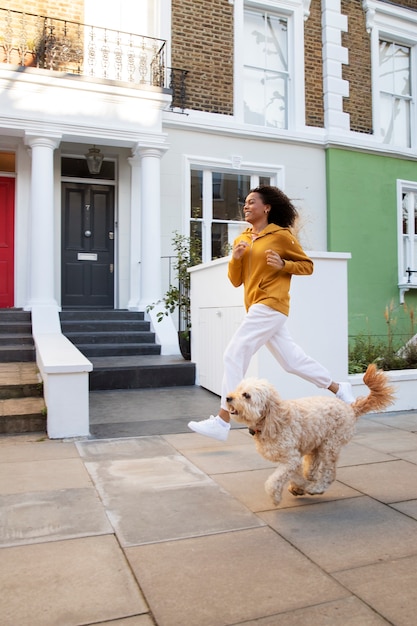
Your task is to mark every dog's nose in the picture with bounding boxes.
[226,396,232,403]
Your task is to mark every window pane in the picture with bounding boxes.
[265,16,288,72]
[379,40,394,93]
[212,173,251,220]
[380,94,410,147]
[244,9,288,128]
[244,11,267,68]
[244,11,287,73]
[211,223,233,259]
[61,157,115,179]
[394,45,410,96]
[191,170,203,219]
[265,73,287,128]
[190,221,202,264]
[244,67,267,125]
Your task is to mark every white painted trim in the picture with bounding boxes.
[232,0,307,131]
[397,179,417,303]
[363,0,417,150]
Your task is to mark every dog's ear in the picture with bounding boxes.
[259,385,287,439]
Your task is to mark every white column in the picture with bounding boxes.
[127,153,141,310]
[24,134,61,309]
[136,145,167,310]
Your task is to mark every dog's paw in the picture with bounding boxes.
[265,480,282,506]
[288,483,306,496]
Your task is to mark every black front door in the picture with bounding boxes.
[61,183,114,307]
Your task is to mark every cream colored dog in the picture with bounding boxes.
[226,364,395,505]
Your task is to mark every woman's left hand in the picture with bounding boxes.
[265,249,284,270]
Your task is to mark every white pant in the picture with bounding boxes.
[220,303,332,410]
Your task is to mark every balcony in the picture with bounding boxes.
[0,7,187,112]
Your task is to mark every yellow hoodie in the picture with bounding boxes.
[228,223,313,316]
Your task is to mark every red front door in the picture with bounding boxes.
[0,178,15,308]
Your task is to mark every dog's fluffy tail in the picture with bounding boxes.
[351,363,396,418]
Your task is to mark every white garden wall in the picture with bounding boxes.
[190,253,417,412]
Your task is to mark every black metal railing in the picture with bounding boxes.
[0,7,188,110]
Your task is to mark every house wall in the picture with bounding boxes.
[327,147,417,341]
[341,0,373,134]
[304,0,324,128]
[161,127,329,256]
[171,0,234,115]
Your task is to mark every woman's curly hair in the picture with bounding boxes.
[250,186,298,228]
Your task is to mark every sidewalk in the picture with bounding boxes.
[1,398,417,625]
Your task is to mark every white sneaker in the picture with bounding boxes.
[188,415,231,441]
[336,382,355,404]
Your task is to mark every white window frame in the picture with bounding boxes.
[183,155,284,263]
[363,0,417,150]
[397,179,417,303]
[233,0,309,131]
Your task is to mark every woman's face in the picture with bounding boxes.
[243,192,268,224]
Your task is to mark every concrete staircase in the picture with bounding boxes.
[0,362,46,435]
[59,309,195,391]
[0,310,46,434]
[0,308,195,435]
[0,309,35,362]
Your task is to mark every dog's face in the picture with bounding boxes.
[226,378,278,430]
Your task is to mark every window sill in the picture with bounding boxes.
[399,282,417,304]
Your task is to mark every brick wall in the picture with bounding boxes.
[341,0,373,134]
[171,0,233,115]
[8,1,83,23]
[304,0,324,128]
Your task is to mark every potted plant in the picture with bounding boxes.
[147,230,201,360]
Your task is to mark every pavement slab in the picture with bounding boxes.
[0,487,113,547]
[238,596,391,625]
[213,468,361,512]
[126,526,349,626]
[2,406,417,625]
[0,535,148,626]
[78,436,265,547]
[260,496,417,572]
[334,554,417,626]
[0,457,93,494]
[336,459,417,503]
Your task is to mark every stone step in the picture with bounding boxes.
[89,355,195,390]
[0,396,46,434]
[0,363,46,434]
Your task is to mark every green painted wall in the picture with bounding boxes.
[326,148,417,345]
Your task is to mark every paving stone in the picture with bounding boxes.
[126,527,349,626]
[0,458,92,495]
[0,487,113,547]
[83,453,265,546]
[334,554,417,626]
[337,459,417,503]
[353,428,417,453]
[0,439,78,462]
[91,617,155,626]
[213,468,361,512]
[76,435,176,461]
[0,535,148,626]
[238,596,390,625]
[259,496,417,572]
[179,442,276,474]
[337,441,394,466]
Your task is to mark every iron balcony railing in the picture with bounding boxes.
[0,7,188,111]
